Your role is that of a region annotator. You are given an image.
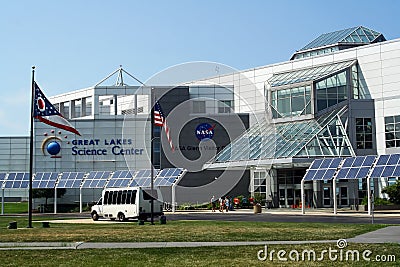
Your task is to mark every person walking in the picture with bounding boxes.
[210,195,216,212]
[219,197,225,212]
[225,196,230,212]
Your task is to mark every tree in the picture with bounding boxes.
[33,188,66,211]
[382,180,400,204]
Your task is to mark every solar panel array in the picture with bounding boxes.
[0,168,186,189]
[107,170,134,188]
[336,155,376,179]
[304,154,400,181]
[4,172,30,188]
[81,171,111,188]
[129,169,159,187]
[370,154,400,178]
[154,168,184,186]
[57,172,86,188]
[33,172,59,188]
[303,158,342,181]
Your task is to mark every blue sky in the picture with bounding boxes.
[1,0,399,136]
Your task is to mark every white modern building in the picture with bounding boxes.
[1,26,400,210]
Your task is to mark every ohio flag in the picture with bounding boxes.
[33,82,81,136]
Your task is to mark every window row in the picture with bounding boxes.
[104,189,137,205]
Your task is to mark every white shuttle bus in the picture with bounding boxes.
[91,187,164,221]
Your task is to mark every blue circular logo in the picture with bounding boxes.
[46,141,61,155]
[195,123,215,141]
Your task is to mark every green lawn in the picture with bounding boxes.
[1,202,28,214]
[0,216,386,243]
[0,244,398,266]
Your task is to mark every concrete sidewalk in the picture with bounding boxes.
[168,208,400,217]
[0,226,399,250]
[348,226,400,244]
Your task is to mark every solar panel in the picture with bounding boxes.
[33,172,59,188]
[303,158,341,181]
[0,173,7,189]
[336,155,376,180]
[81,171,111,188]
[3,172,30,188]
[106,170,133,188]
[130,169,159,187]
[154,168,184,186]
[57,172,85,188]
[370,154,400,178]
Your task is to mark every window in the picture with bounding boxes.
[218,100,232,113]
[385,115,400,148]
[315,70,348,112]
[104,191,110,204]
[126,190,137,204]
[356,118,373,149]
[73,99,82,118]
[193,101,206,113]
[271,85,311,118]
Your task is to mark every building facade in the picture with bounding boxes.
[1,26,400,209]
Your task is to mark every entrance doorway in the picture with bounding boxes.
[339,187,348,206]
[323,186,332,207]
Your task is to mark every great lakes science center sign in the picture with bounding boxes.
[71,138,144,156]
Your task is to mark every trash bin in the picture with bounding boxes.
[159,215,166,225]
[253,203,261,214]
[8,221,17,229]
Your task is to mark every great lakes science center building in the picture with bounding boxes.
[1,26,400,210]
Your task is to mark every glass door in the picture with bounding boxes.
[323,186,332,207]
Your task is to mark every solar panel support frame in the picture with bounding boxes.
[171,169,187,213]
[1,188,4,215]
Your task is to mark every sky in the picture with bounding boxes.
[1,0,399,136]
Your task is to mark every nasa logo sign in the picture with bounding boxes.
[195,123,215,141]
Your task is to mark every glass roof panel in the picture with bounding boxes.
[298,26,384,51]
[213,107,351,163]
[268,60,355,88]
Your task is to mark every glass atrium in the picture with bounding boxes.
[291,26,385,60]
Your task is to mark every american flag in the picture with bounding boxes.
[33,82,81,136]
[154,101,174,151]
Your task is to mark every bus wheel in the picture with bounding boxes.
[91,212,99,221]
[117,213,126,222]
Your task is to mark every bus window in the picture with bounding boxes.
[107,191,113,205]
[121,190,127,204]
[112,191,118,204]
[131,190,137,204]
[104,191,109,204]
[126,190,132,204]
[117,190,122,204]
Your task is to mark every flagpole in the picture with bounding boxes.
[28,66,35,228]
[150,89,154,225]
